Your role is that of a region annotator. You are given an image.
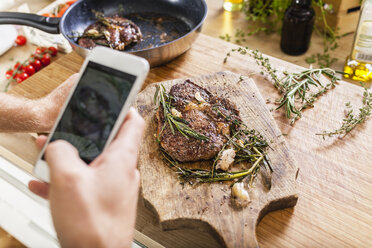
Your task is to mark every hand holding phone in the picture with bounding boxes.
[34,47,149,182]
[30,108,145,247]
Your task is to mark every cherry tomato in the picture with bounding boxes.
[57,5,69,17]
[35,47,47,55]
[13,62,21,70]
[17,72,29,82]
[15,35,27,46]
[35,48,42,54]
[23,64,35,76]
[48,46,58,57]
[66,0,77,6]
[30,59,42,71]
[5,70,13,79]
[16,77,24,84]
[42,13,56,17]
[41,53,51,66]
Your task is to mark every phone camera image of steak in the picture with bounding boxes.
[157,80,241,162]
[78,15,142,50]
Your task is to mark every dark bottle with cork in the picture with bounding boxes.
[280,0,315,55]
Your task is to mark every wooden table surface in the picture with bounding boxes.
[5,34,372,247]
[1,0,371,247]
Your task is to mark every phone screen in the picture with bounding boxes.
[46,61,137,163]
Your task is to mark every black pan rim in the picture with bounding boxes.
[60,0,208,54]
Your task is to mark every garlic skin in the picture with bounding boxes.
[216,148,236,171]
[217,122,230,136]
[236,139,245,148]
[171,108,182,118]
[86,29,100,36]
[184,101,210,111]
[195,91,206,103]
[184,102,198,111]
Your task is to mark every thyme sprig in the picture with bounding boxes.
[156,84,272,186]
[160,125,272,184]
[224,47,342,124]
[219,0,342,68]
[154,84,209,141]
[305,0,352,68]
[317,86,372,138]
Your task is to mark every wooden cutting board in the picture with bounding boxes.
[6,34,372,247]
[134,71,298,247]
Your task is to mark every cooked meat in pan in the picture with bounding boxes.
[78,15,142,50]
[156,80,241,162]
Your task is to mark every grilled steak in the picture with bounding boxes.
[78,15,142,50]
[157,80,241,162]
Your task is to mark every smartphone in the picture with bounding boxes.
[34,46,149,182]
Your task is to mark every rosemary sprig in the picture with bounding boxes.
[224,47,342,124]
[160,126,272,184]
[154,84,209,141]
[317,86,372,138]
[156,83,273,187]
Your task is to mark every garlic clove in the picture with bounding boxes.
[171,108,182,118]
[216,148,236,171]
[195,91,206,103]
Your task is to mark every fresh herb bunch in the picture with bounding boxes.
[220,0,342,68]
[242,0,291,34]
[160,125,272,185]
[317,86,372,138]
[305,0,346,68]
[224,47,342,124]
[154,84,209,142]
[156,85,272,186]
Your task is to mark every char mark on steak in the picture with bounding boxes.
[156,80,241,162]
[78,15,142,51]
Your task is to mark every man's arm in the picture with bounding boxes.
[0,74,78,133]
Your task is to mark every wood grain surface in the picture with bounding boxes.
[7,34,372,247]
[134,72,298,247]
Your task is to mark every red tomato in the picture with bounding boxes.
[17,72,29,82]
[66,0,77,6]
[30,59,42,71]
[15,35,27,46]
[35,48,42,55]
[35,47,46,55]
[57,5,69,17]
[42,13,56,17]
[41,53,51,66]
[23,65,35,76]
[48,46,58,57]
[5,70,13,79]
[16,77,25,84]
[13,62,21,70]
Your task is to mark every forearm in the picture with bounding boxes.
[0,93,52,132]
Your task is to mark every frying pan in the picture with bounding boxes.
[0,0,207,67]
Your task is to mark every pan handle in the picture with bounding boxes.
[0,12,60,34]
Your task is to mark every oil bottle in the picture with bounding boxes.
[343,0,372,83]
[280,0,315,55]
[223,0,244,12]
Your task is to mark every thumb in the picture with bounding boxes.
[45,140,86,183]
[28,180,49,199]
[35,135,48,150]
